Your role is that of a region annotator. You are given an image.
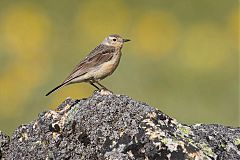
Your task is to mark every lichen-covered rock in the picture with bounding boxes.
[191,124,240,160]
[0,131,10,159]
[1,92,239,159]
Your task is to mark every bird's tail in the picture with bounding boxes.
[45,83,66,96]
[45,74,84,96]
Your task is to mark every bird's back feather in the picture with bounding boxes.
[63,44,116,83]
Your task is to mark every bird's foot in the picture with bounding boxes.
[99,88,113,95]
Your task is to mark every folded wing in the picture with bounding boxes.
[63,44,115,83]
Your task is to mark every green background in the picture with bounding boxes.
[0,0,239,135]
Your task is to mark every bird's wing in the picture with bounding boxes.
[63,44,115,83]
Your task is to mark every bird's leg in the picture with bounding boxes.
[96,81,113,95]
[95,81,109,90]
[89,81,100,90]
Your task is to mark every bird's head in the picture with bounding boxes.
[102,34,130,47]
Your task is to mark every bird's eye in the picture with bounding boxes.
[113,38,116,41]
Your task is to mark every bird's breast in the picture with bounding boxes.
[93,52,121,80]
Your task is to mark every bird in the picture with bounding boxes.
[45,34,130,96]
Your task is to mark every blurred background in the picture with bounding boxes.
[0,0,239,135]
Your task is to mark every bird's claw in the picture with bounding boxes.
[99,88,113,95]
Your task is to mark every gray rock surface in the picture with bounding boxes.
[0,92,239,159]
[0,131,9,159]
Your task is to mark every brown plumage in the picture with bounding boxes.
[46,34,130,96]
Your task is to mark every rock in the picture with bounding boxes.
[0,92,239,159]
[0,131,10,160]
[191,124,240,160]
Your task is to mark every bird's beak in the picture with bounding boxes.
[123,39,131,42]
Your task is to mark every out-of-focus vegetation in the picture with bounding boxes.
[0,0,238,135]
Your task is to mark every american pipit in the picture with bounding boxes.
[46,34,130,96]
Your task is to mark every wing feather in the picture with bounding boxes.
[63,44,115,83]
